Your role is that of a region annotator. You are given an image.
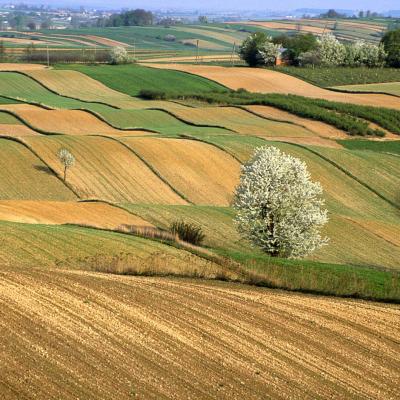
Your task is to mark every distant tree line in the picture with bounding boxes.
[97,9,154,27]
[239,29,400,68]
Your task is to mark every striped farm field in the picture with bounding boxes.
[309,147,400,207]
[96,108,230,136]
[333,82,400,97]
[0,200,153,230]
[120,137,241,205]
[0,72,116,113]
[234,21,329,35]
[122,204,245,251]
[21,135,187,204]
[26,69,142,109]
[0,221,212,269]
[0,63,48,71]
[1,265,399,400]
[11,109,153,136]
[244,105,348,139]
[149,65,400,110]
[0,139,76,201]
[171,106,316,138]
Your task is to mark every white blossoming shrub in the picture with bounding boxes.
[109,46,131,65]
[233,146,329,258]
[317,34,346,66]
[57,147,75,182]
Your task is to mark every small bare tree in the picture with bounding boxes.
[57,148,75,182]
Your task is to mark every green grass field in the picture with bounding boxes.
[333,82,400,97]
[57,64,228,96]
[274,67,400,88]
[95,108,230,135]
[339,139,400,154]
[0,72,115,112]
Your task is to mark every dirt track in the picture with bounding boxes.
[148,65,400,110]
[0,266,399,400]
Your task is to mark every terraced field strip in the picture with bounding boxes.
[308,146,400,207]
[0,200,153,230]
[333,82,400,97]
[232,21,330,35]
[12,109,154,136]
[149,65,400,110]
[174,26,245,45]
[26,69,142,109]
[0,72,117,113]
[170,106,316,137]
[0,63,46,71]
[1,266,399,399]
[121,204,246,251]
[96,108,231,136]
[120,137,241,205]
[141,54,240,63]
[0,138,76,201]
[22,135,187,204]
[245,105,347,139]
[83,35,131,47]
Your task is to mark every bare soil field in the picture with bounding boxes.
[0,200,153,229]
[1,266,399,400]
[121,137,241,205]
[0,124,39,137]
[0,63,48,71]
[149,65,400,109]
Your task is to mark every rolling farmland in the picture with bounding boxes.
[0,59,399,400]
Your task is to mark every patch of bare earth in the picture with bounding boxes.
[0,266,399,400]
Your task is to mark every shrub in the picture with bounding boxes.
[164,34,176,42]
[381,29,400,67]
[170,220,205,246]
[316,34,346,66]
[239,32,281,67]
[138,89,167,100]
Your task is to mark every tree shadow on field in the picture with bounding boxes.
[34,165,54,175]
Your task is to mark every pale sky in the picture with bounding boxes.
[1,0,399,11]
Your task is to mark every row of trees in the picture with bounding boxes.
[99,9,154,27]
[239,30,400,68]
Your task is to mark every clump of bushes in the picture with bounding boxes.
[109,46,132,65]
[170,220,205,246]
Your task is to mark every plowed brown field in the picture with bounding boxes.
[149,65,400,109]
[13,109,152,136]
[1,266,399,400]
[0,200,153,229]
[0,124,38,136]
[121,137,241,205]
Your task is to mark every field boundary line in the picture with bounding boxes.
[95,135,193,205]
[0,136,80,198]
[328,87,400,99]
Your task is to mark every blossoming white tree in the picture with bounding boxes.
[317,34,346,66]
[57,148,75,182]
[109,46,131,65]
[233,146,329,258]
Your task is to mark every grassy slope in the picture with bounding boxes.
[274,67,400,88]
[0,72,115,113]
[0,139,76,201]
[121,204,245,251]
[21,135,187,204]
[333,82,400,97]
[339,139,400,155]
[57,64,228,96]
[195,135,400,269]
[0,221,209,268]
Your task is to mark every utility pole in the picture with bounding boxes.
[133,40,136,60]
[230,42,236,66]
[196,39,199,64]
[46,45,49,67]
